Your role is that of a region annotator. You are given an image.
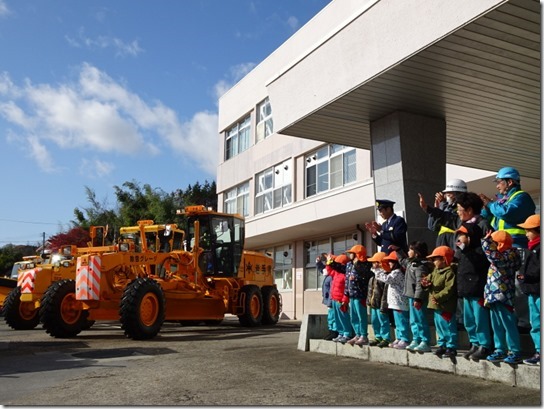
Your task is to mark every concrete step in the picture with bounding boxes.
[297,314,540,390]
[308,338,540,390]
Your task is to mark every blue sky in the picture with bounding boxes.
[0,0,331,245]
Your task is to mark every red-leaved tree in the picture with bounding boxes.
[48,227,91,251]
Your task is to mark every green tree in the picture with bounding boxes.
[174,180,217,210]
[0,244,27,277]
[72,186,119,243]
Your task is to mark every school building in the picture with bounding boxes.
[216,0,541,319]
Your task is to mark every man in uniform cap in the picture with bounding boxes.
[364,199,408,254]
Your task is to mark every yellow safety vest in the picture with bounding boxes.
[438,225,456,235]
[490,190,527,236]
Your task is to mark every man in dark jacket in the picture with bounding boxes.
[455,223,493,361]
[365,199,408,254]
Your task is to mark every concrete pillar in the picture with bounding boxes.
[370,111,446,249]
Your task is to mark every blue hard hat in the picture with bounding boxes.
[495,166,520,181]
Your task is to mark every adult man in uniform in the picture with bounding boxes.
[365,199,408,255]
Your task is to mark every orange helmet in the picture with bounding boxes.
[367,251,390,272]
[334,254,350,265]
[491,230,513,252]
[346,244,367,262]
[426,246,454,266]
[383,251,398,262]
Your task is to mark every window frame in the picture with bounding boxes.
[305,144,356,198]
[225,115,251,160]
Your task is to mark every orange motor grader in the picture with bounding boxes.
[39,205,281,340]
[3,227,113,330]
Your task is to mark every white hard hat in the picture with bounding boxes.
[443,179,467,193]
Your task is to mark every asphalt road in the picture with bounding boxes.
[0,317,540,406]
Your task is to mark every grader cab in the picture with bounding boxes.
[0,256,42,314]
[39,206,280,340]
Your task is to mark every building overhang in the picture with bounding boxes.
[267,0,540,180]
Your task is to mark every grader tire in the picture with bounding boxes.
[261,286,281,325]
[120,278,165,340]
[39,279,88,338]
[3,287,40,330]
[238,285,263,327]
[81,319,96,330]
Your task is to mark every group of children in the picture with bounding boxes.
[320,213,541,365]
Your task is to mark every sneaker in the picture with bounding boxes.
[523,353,540,365]
[394,340,409,349]
[487,351,507,363]
[332,335,343,342]
[346,336,359,346]
[369,338,382,346]
[389,339,399,348]
[377,339,390,348]
[434,346,447,357]
[355,336,369,346]
[503,353,522,365]
[406,341,419,351]
[443,348,457,358]
[337,335,349,344]
[413,341,432,353]
[471,346,492,361]
[463,344,479,360]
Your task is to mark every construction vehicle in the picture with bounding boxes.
[39,205,281,340]
[0,255,43,315]
[2,227,112,330]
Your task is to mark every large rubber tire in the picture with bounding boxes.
[3,287,40,330]
[120,278,165,340]
[39,279,89,338]
[261,286,281,325]
[81,319,96,330]
[238,285,263,327]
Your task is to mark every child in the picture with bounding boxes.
[326,254,353,344]
[344,245,374,346]
[374,251,410,349]
[454,224,493,361]
[397,241,433,353]
[482,230,522,364]
[367,252,391,348]
[517,214,540,365]
[317,253,337,340]
[421,246,458,358]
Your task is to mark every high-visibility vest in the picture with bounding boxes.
[491,190,527,236]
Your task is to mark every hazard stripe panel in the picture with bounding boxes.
[19,268,40,293]
[76,256,101,300]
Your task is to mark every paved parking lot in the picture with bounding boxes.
[0,317,540,406]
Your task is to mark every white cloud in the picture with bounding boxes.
[214,63,256,100]
[27,135,58,173]
[0,63,219,176]
[0,0,10,17]
[65,27,144,57]
[286,16,299,31]
[79,158,115,178]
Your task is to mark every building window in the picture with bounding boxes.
[305,144,356,197]
[303,234,357,290]
[256,97,273,143]
[255,160,292,214]
[225,115,251,160]
[224,182,249,217]
[270,245,292,291]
